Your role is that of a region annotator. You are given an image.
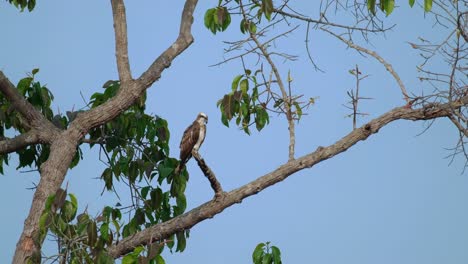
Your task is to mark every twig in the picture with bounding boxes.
[322,28,411,105]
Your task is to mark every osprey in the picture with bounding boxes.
[175,112,208,174]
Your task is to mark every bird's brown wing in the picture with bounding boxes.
[179,121,200,164]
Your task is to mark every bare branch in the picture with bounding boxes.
[448,114,468,137]
[192,151,224,198]
[458,11,468,43]
[137,0,198,87]
[274,8,393,33]
[111,0,132,82]
[107,95,468,258]
[322,28,411,105]
[0,130,41,155]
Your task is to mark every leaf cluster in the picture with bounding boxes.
[252,242,282,264]
[367,0,432,16]
[5,0,35,12]
[217,70,269,134]
[0,70,82,174]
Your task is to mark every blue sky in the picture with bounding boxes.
[1,1,467,263]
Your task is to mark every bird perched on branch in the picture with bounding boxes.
[174,112,208,175]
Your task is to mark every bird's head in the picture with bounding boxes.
[198,112,208,124]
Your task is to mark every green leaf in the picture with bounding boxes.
[135,208,145,225]
[367,0,376,15]
[100,222,109,242]
[271,246,281,264]
[424,0,432,12]
[262,0,274,21]
[250,23,257,34]
[293,102,302,120]
[102,168,113,191]
[122,254,137,264]
[155,255,166,264]
[176,231,187,252]
[408,0,415,7]
[385,0,395,16]
[222,9,231,31]
[31,68,39,75]
[240,79,249,93]
[221,94,235,120]
[61,200,77,222]
[87,220,98,246]
[68,193,78,208]
[176,194,187,213]
[204,8,217,34]
[262,253,272,264]
[39,212,50,232]
[232,75,243,91]
[141,186,150,199]
[253,243,265,263]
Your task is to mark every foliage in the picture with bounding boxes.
[0,72,190,262]
[0,70,82,174]
[5,0,36,12]
[366,0,432,15]
[252,242,282,264]
[216,70,269,134]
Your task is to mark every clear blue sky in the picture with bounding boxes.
[1,1,467,263]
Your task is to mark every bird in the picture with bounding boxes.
[174,112,208,175]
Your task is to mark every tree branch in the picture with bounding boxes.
[111,0,132,82]
[239,0,296,161]
[107,95,468,258]
[322,28,411,105]
[0,71,55,130]
[192,150,224,198]
[0,130,41,155]
[137,0,198,88]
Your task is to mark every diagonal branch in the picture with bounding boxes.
[0,130,41,155]
[322,28,411,105]
[107,95,468,258]
[137,0,198,88]
[192,150,224,197]
[111,0,132,82]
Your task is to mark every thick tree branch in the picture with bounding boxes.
[107,96,468,258]
[13,1,199,262]
[111,0,132,82]
[0,130,41,155]
[137,0,197,87]
[192,151,224,197]
[322,28,411,105]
